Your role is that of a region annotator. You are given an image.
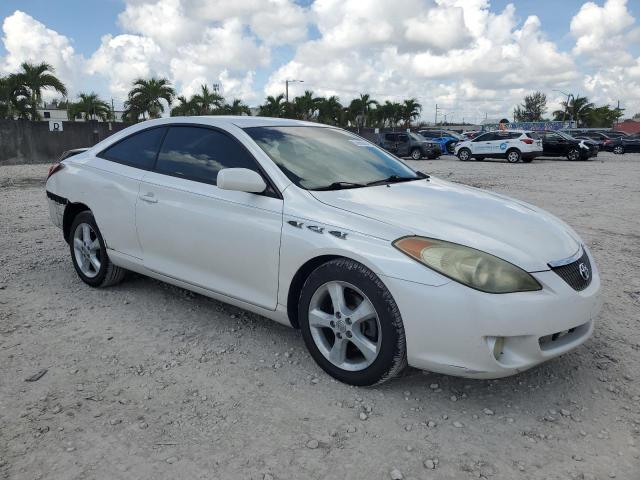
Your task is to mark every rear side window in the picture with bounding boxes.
[155,126,259,185]
[384,133,396,141]
[99,127,166,169]
[397,134,409,142]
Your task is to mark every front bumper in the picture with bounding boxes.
[380,249,602,379]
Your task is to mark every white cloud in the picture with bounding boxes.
[0,10,83,98]
[571,0,636,65]
[2,1,640,118]
[86,34,166,99]
[265,1,578,122]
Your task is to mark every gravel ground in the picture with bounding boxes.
[1,152,639,480]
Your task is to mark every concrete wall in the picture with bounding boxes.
[0,120,131,165]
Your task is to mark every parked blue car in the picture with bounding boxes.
[417,129,465,154]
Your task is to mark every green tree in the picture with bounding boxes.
[585,105,625,128]
[69,92,111,121]
[14,62,67,120]
[0,74,30,119]
[349,93,378,128]
[126,77,175,120]
[192,84,224,115]
[317,95,342,125]
[513,91,547,122]
[553,95,594,126]
[258,94,286,117]
[292,90,322,120]
[170,95,199,116]
[401,98,422,126]
[221,98,251,116]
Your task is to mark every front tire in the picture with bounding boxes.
[457,148,471,161]
[506,148,521,163]
[69,211,126,287]
[567,148,580,161]
[410,148,422,160]
[298,259,407,386]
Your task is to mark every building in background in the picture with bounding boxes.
[37,103,125,123]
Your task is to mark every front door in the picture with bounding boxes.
[396,134,410,156]
[135,126,283,310]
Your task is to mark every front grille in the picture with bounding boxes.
[549,250,592,291]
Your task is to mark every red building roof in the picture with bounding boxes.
[614,119,640,134]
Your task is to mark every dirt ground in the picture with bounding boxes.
[1,152,639,480]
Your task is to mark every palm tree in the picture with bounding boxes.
[70,93,111,121]
[401,98,422,127]
[14,62,67,120]
[317,96,342,125]
[126,77,175,120]
[259,94,286,117]
[192,84,223,115]
[553,95,594,126]
[221,98,251,116]
[349,94,378,129]
[0,74,30,119]
[293,90,322,120]
[171,95,199,116]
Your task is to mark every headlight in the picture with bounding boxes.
[393,237,541,293]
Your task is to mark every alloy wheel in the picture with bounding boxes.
[613,145,624,154]
[507,151,520,163]
[308,281,381,371]
[73,222,101,278]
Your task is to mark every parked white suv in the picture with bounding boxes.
[455,130,543,163]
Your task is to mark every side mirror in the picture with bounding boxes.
[217,168,267,193]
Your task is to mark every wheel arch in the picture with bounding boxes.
[287,254,381,329]
[63,202,91,243]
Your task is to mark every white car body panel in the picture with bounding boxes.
[136,170,283,310]
[45,116,602,379]
[309,177,581,272]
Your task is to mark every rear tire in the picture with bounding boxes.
[613,145,625,154]
[69,211,126,288]
[457,148,471,161]
[506,149,521,163]
[298,259,407,386]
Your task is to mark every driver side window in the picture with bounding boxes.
[155,126,260,185]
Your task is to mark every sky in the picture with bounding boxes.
[1,0,638,123]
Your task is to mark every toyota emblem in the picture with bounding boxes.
[578,262,590,281]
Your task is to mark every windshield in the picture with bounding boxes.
[409,132,424,142]
[245,126,420,190]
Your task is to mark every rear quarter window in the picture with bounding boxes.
[98,127,167,170]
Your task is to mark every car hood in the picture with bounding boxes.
[310,178,581,272]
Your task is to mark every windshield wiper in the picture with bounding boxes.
[310,181,366,191]
[365,175,422,187]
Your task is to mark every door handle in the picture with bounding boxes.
[140,192,158,203]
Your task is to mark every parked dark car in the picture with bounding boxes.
[377,132,440,159]
[609,136,640,154]
[539,130,598,160]
[566,131,615,151]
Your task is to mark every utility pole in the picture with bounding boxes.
[285,79,304,103]
[434,104,438,126]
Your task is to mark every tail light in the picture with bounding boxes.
[47,162,64,180]
[521,138,534,144]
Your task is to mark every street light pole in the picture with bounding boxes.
[554,89,574,125]
[285,79,304,103]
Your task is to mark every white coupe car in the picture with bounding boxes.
[45,117,602,386]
